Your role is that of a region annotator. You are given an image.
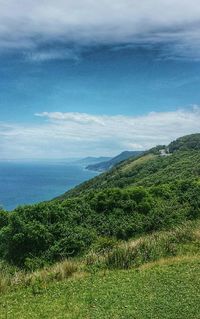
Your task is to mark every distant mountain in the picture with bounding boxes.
[72,156,111,167]
[86,151,143,172]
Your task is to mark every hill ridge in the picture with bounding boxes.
[86,150,143,172]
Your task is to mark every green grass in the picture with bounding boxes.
[1,220,200,318]
[0,256,200,319]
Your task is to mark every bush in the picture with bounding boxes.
[0,177,200,268]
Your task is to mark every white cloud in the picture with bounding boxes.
[25,48,80,62]
[0,107,200,159]
[1,0,200,59]
[35,112,106,125]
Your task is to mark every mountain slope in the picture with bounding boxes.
[1,133,200,318]
[60,149,200,199]
[86,150,143,172]
[168,133,200,152]
[1,133,200,267]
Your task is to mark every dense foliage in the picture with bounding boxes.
[61,150,200,197]
[168,133,200,153]
[0,179,200,267]
[0,134,200,268]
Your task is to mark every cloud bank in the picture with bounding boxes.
[1,0,200,59]
[1,107,200,159]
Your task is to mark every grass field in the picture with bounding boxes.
[1,221,200,319]
[0,256,200,319]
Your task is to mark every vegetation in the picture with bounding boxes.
[168,133,200,153]
[0,219,199,292]
[1,134,200,267]
[0,257,200,319]
[0,179,200,267]
[0,220,200,318]
[86,150,142,172]
[1,134,200,317]
[63,149,200,196]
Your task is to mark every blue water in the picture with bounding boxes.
[0,161,98,211]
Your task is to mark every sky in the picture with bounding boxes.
[1,0,200,159]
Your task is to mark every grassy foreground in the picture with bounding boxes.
[1,220,200,318]
[0,256,200,319]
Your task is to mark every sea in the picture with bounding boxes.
[0,161,98,211]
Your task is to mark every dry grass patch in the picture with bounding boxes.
[86,221,199,270]
[120,153,157,173]
[0,259,78,294]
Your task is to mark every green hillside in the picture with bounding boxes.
[60,135,200,198]
[1,134,200,268]
[0,134,200,318]
[86,150,143,172]
[168,133,200,152]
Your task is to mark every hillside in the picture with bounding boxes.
[60,135,200,199]
[0,134,199,268]
[86,150,143,172]
[1,133,200,318]
[168,133,200,153]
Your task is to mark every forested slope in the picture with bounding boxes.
[0,134,200,268]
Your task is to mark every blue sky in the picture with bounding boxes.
[2,46,200,122]
[1,0,200,158]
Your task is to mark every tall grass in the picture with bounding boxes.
[86,221,199,269]
[1,220,200,295]
[0,259,78,294]
[105,222,198,269]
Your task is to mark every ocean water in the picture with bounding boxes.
[0,161,98,211]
